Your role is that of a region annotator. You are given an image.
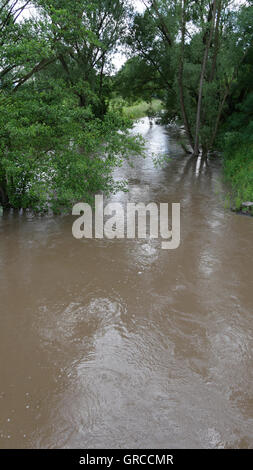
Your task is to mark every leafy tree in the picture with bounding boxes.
[114,56,164,104]
[0,0,143,211]
[124,0,252,156]
[220,18,253,207]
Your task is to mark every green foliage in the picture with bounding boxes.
[224,144,253,209]
[114,56,164,104]
[0,77,143,212]
[122,99,163,120]
[219,22,253,210]
[1,0,252,214]
[121,0,253,154]
[222,91,253,209]
[0,0,143,212]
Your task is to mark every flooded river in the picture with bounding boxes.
[0,118,252,449]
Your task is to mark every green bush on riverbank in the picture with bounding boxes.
[223,142,253,210]
[123,99,163,119]
[110,99,163,120]
[222,90,253,211]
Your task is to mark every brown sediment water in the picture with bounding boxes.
[0,118,252,449]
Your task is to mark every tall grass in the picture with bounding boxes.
[122,99,163,120]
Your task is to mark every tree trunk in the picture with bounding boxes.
[193,1,217,157]
[209,0,222,83]
[150,0,173,46]
[79,94,86,107]
[178,0,194,152]
[209,79,232,150]
[0,182,9,207]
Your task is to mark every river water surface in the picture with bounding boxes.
[0,118,253,448]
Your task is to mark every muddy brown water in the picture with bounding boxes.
[0,118,253,449]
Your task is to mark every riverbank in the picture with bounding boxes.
[223,143,253,214]
[160,123,253,216]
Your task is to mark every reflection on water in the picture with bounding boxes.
[0,118,253,448]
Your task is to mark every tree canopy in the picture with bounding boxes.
[116,0,253,157]
[0,0,142,211]
[0,0,252,211]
